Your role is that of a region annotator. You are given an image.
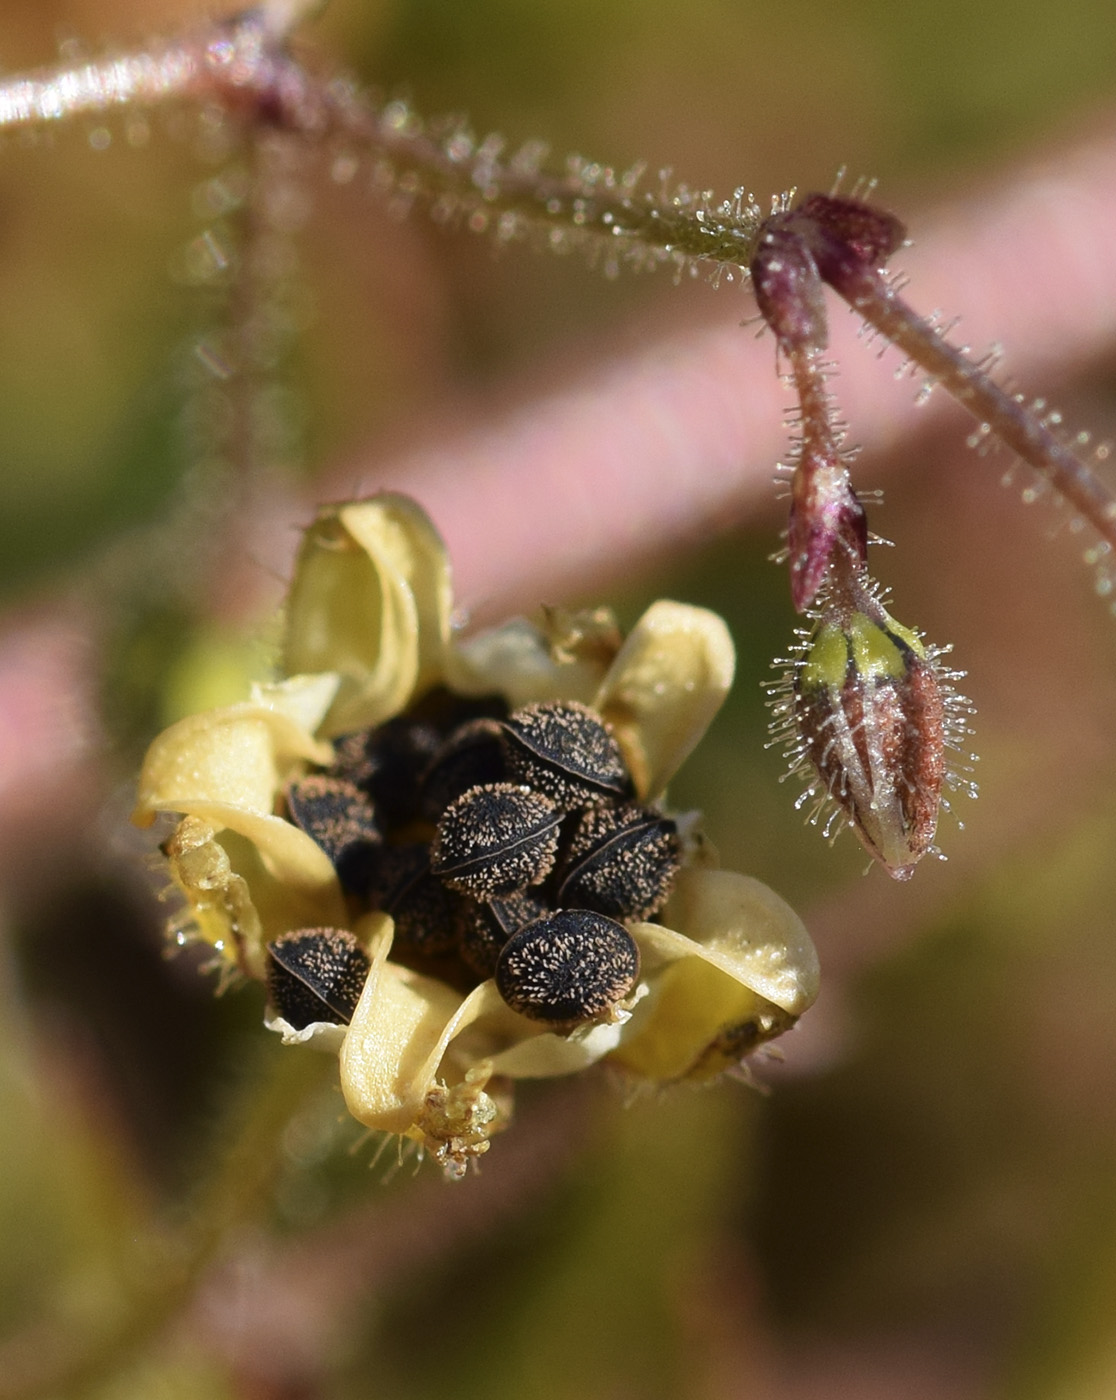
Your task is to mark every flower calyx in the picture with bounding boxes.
[135,494,818,1174]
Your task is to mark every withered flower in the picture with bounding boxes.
[135,494,818,1176]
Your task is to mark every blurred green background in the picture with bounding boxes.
[3,1,1116,1397]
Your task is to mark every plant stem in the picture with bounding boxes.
[832,264,1116,576]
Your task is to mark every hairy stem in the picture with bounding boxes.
[833,264,1116,570]
[2,9,1114,602]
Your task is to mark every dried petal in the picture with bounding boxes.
[339,917,511,1172]
[161,816,266,977]
[133,702,346,937]
[448,608,620,709]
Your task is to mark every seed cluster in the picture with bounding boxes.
[266,691,681,1029]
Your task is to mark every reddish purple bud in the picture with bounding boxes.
[793,193,907,292]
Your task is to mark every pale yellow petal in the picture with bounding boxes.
[282,495,453,736]
[340,918,503,1137]
[607,953,792,1083]
[133,697,345,927]
[133,704,331,826]
[155,800,344,915]
[249,672,342,734]
[594,600,735,799]
[657,866,820,1014]
[609,867,818,1083]
[485,1013,634,1078]
[448,616,609,709]
[264,1015,348,1052]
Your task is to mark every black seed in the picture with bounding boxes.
[285,774,382,894]
[267,928,370,1029]
[331,717,442,830]
[556,804,680,921]
[328,728,376,788]
[495,909,641,1024]
[463,890,549,979]
[419,718,508,822]
[431,783,561,899]
[329,692,511,832]
[501,700,633,808]
[405,686,511,731]
[368,844,472,955]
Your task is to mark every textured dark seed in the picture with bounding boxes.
[285,774,382,894]
[330,691,510,831]
[331,716,442,830]
[368,844,473,955]
[500,700,633,809]
[556,803,680,921]
[495,909,641,1024]
[463,890,549,980]
[405,686,511,732]
[267,927,370,1029]
[431,783,561,899]
[419,718,508,822]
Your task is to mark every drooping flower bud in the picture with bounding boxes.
[772,599,975,880]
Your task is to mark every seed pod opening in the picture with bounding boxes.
[285,774,382,894]
[368,844,472,956]
[463,890,549,979]
[495,909,640,1025]
[332,715,443,830]
[556,803,680,921]
[267,927,370,1029]
[431,783,561,899]
[420,718,508,822]
[501,700,633,808]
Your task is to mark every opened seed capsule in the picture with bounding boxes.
[332,692,511,832]
[501,700,633,809]
[463,890,549,980]
[419,718,508,822]
[495,909,640,1025]
[367,843,472,956]
[331,716,442,830]
[431,782,561,899]
[285,774,381,894]
[267,927,370,1029]
[556,803,680,921]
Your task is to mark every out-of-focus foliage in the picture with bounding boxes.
[2,1,1116,1397]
